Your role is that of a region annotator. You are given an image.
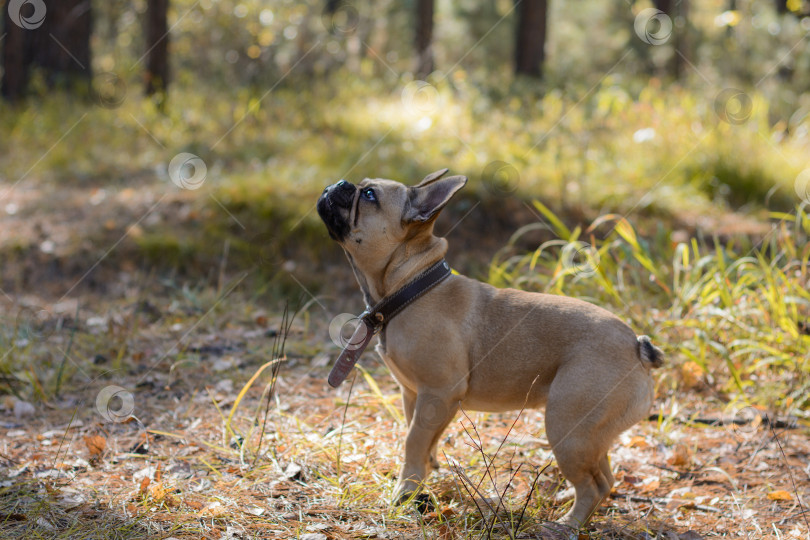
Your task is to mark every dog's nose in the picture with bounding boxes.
[336,179,346,187]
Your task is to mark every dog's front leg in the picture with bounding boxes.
[401,387,441,470]
[394,391,459,504]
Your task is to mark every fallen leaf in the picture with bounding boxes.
[641,478,660,493]
[184,499,203,510]
[199,501,225,517]
[139,477,150,495]
[680,361,703,388]
[668,443,692,468]
[148,481,166,502]
[83,435,106,458]
[767,490,792,501]
[623,474,642,485]
[627,435,649,448]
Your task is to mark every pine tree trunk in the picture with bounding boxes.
[145,0,170,98]
[2,0,93,99]
[414,0,434,79]
[1,9,28,99]
[514,0,548,78]
[654,0,688,79]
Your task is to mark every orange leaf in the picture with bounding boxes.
[767,490,793,501]
[641,479,660,493]
[139,477,150,495]
[627,436,649,448]
[84,434,106,458]
[680,361,703,388]
[148,481,166,502]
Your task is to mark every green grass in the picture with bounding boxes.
[489,202,810,411]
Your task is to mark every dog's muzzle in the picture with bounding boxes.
[317,180,356,241]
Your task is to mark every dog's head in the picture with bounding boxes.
[316,169,467,269]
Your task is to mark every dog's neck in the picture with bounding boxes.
[349,235,448,306]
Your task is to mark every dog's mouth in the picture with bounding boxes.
[317,180,357,242]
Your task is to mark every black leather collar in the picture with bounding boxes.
[328,259,452,387]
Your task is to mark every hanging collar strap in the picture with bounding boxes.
[328,259,452,387]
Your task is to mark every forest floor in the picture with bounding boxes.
[0,301,808,539]
[1,176,809,540]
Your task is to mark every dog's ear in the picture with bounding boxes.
[416,168,449,187]
[404,175,467,223]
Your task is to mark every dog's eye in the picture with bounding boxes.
[361,188,376,202]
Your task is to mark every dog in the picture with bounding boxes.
[316,169,663,528]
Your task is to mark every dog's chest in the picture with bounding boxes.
[373,329,417,389]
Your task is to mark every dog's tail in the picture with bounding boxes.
[637,335,664,368]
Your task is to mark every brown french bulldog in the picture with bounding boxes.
[316,169,663,528]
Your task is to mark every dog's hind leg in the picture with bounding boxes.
[544,375,621,528]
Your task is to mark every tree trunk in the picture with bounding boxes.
[2,0,93,99]
[514,0,548,78]
[414,0,434,79]
[1,9,28,99]
[145,0,170,98]
[653,0,688,79]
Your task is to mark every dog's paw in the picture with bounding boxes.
[392,482,417,506]
[539,521,580,540]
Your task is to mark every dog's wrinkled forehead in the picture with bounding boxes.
[357,178,408,212]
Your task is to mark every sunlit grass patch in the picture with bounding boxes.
[489,202,810,410]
